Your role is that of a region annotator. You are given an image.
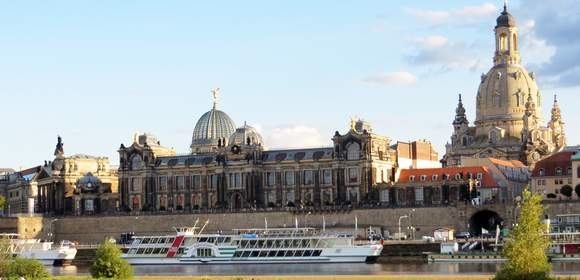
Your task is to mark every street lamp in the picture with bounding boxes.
[48,218,58,242]
[398,215,409,239]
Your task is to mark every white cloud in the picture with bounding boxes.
[408,3,498,26]
[265,125,328,149]
[361,71,417,86]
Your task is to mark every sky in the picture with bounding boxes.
[0,0,578,169]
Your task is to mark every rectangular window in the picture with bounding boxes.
[348,168,359,183]
[210,175,219,190]
[303,170,314,185]
[131,178,142,192]
[192,175,201,191]
[415,188,424,202]
[381,189,389,202]
[476,173,483,180]
[176,176,185,190]
[284,171,295,186]
[322,169,332,185]
[159,176,167,191]
[229,173,242,189]
[266,172,276,187]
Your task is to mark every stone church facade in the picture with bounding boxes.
[442,5,567,168]
[117,93,438,213]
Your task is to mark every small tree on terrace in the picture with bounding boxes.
[90,238,133,279]
[494,188,551,280]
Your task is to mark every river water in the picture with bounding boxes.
[51,262,580,277]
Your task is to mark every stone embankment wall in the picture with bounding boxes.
[3,201,578,244]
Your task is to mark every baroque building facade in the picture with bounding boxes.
[117,93,439,212]
[442,5,566,168]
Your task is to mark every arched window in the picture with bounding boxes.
[131,155,143,170]
[499,33,507,51]
[489,130,499,144]
[346,142,361,160]
[512,34,518,51]
[462,136,468,146]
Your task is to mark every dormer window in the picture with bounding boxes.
[455,173,462,180]
[539,168,545,176]
[477,173,483,180]
[555,167,562,176]
[409,176,415,182]
[432,175,438,181]
[420,175,427,182]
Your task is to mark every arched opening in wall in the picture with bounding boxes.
[469,210,503,236]
[230,193,243,209]
[512,34,518,51]
[499,33,507,51]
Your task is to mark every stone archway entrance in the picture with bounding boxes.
[469,209,503,236]
[229,192,244,210]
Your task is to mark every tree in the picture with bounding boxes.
[560,185,573,198]
[494,189,551,280]
[0,195,5,212]
[90,238,133,279]
[575,184,580,198]
[0,235,12,278]
[6,257,49,280]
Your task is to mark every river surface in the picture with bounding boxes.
[51,262,580,276]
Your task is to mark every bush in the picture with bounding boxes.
[560,185,573,198]
[6,257,49,280]
[546,193,557,199]
[90,238,133,279]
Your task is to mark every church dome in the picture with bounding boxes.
[229,123,263,146]
[192,108,236,146]
[496,9,516,28]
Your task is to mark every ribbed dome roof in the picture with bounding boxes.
[229,123,263,146]
[191,108,236,146]
[496,7,516,28]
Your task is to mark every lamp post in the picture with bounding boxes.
[410,208,416,240]
[48,218,58,242]
[398,215,409,239]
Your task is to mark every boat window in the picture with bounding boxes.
[257,240,265,247]
[303,250,312,257]
[241,251,251,258]
[160,248,169,254]
[136,248,145,254]
[128,249,137,255]
[207,237,215,243]
[268,251,277,257]
[292,240,300,247]
[233,251,242,258]
[266,240,274,248]
[240,240,248,247]
[177,248,186,255]
[199,237,208,243]
[197,248,212,257]
[302,239,310,248]
[295,250,304,257]
[144,248,153,254]
[313,250,322,256]
[274,240,282,247]
[249,240,257,248]
[223,237,232,243]
[168,238,175,244]
[152,248,161,254]
[276,250,286,257]
[216,237,224,244]
[142,238,150,244]
[251,251,259,257]
[259,251,268,257]
[150,238,159,244]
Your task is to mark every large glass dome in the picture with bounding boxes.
[191,108,236,148]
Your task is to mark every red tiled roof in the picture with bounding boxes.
[531,151,576,177]
[398,166,499,187]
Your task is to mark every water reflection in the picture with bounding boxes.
[51,262,580,276]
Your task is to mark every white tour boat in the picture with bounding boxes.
[1,234,77,266]
[122,222,383,265]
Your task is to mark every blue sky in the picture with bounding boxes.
[0,0,578,169]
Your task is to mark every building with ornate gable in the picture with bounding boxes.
[442,5,567,168]
[117,92,440,213]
